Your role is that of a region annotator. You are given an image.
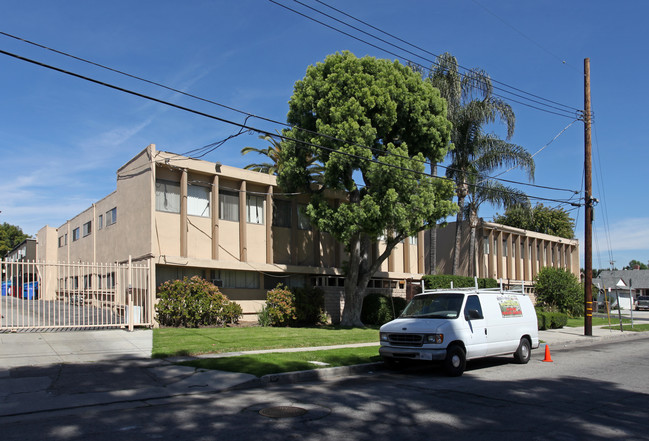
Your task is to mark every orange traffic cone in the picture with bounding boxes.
[542,344,553,362]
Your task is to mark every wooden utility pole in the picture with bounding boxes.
[584,58,593,336]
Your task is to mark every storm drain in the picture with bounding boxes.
[259,406,308,419]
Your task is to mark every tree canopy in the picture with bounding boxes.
[278,52,457,326]
[493,203,575,239]
[0,222,30,258]
[625,260,648,270]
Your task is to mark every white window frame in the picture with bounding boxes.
[188,184,211,217]
[155,179,181,214]
[106,208,117,226]
[219,189,239,222]
[247,194,264,224]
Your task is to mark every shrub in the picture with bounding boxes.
[293,286,327,325]
[536,308,568,330]
[534,267,583,317]
[265,284,297,326]
[361,293,408,326]
[422,275,498,289]
[257,303,272,327]
[156,276,242,327]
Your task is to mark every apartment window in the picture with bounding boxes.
[483,236,490,254]
[72,227,80,241]
[215,270,259,289]
[297,204,311,230]
[58,236,65,248]
[106,208,117,226]
[247,194,264,224]
[502,238,508,257]
[272,199,292,228]
[219,189,239,221]
[65,233,68,245]
[188,184,211,217]
[155,179,181,213]
[98,214,103,230]
[83,221,92,237]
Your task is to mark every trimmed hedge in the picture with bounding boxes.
[361,293,408,326]
[422,275,498,289]
[156,276,242,327]
[536,308,568,330]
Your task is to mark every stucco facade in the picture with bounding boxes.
[427,221,580,284]
[37,144,424,321]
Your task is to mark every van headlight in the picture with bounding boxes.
[426,334,444,344]
[380,333,390,342]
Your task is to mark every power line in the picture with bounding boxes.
[0,48,580,207]
[272,0,581,118]
[312,0,583,112]
[0,30,581,194]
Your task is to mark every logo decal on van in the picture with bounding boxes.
[497,295,523,317]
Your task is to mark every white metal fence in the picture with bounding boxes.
[0,258,152,332]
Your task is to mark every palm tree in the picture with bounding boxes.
[428,53,528,275]
[241,133,282,174]
[462,142,534,275]
[241,132,324,182]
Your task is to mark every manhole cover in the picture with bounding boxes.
[259,406,308,419]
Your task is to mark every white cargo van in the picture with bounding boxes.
[379,286,539,376]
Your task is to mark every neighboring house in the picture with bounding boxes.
[5,238,36,262]
[36,144,426,322]
[427,221,580,286]
[3,238,37,297]
[593,269,649,310]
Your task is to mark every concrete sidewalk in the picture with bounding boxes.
[1,325,647,418]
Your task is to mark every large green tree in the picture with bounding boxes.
[493,203,575,239]
[426,53,529,275]
[0,222,30,258]
[278,52,457,326]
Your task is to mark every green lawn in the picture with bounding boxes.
[180,346,382,377]
[565,316,630,327]
[152,326,379,358]
[602,324,649,332]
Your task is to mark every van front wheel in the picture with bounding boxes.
[444,345,466,377]
[513,338,531,364]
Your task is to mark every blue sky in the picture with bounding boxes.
[1,0,647,269]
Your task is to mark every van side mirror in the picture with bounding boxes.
[465,309,482,320]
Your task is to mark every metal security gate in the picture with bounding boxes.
[1,258,152,332]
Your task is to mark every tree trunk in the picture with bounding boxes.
[452,183,467,275]
[429,163,438,275]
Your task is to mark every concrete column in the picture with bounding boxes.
[180,169,188,258]
[417,230,425,274]
[487,229,494,279]
[496,230,503,281]
[211,175,219,260]
[515,235,523,281]
[524,236,531,282]
[291,199,298,265]
[531,238,538,278]
[239,181,247,262]
[506,233,513,281]
[403,236,411,274]
[266,185,273,264]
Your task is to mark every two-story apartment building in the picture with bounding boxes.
[36,144,425,322]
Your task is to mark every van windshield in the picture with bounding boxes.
[400,293,464,319]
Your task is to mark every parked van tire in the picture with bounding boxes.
[444,345,466,377]
[513,338,531,364]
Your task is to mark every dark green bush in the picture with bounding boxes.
[293,286,327,325]
[361,293,408,326]
[536,308,568,330]
[156,276,242,327]
[265,284,296,326]
[534,267,583,317]
[422,275,498,289]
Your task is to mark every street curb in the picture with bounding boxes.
[542,328,649,351]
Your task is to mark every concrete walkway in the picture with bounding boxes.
[0,325,647,418]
